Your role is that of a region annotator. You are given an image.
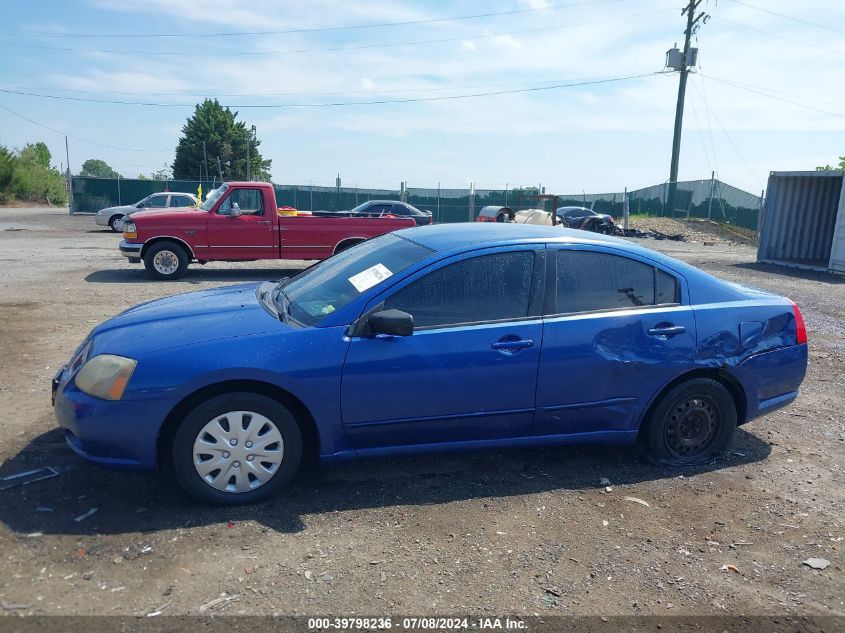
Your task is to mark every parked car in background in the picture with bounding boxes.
[55,223,808,505]
[316,200,432,226]
[556,206,616,234]
[95,192,198,232]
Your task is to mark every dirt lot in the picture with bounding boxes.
[0,208,842,617]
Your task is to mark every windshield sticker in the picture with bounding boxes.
[348,263,393,292]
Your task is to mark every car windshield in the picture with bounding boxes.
[199,185,228,211]
[277,233,433,326]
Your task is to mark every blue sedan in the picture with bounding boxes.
[53,224,808,505]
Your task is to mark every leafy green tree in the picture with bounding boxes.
[172,99,271,181]
[150,164,172,181]
[19,142,51,169]
[0,146,17,203]
[816,155,845,171]
[80,158,121,178]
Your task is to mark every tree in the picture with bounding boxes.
[19,142,51,169]
[80,158,121,179]
[172,99,271,181]
[0,146,17,203]
[150,164,172,181]
[816,155,845,171]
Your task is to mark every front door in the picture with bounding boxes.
[206,187,277,260]
[534,246,696,437]
[341,247,545,450]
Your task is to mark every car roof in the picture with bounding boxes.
[397,222,629,252]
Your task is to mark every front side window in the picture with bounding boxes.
[218,188,264,215]
[279,234,433,326]
[555,250,679,314]
[148,195,168,208]
[384,251,535,328]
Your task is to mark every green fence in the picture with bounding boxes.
[70,176,762,231]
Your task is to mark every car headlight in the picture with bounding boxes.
[123,222,137,239]
[75,354,137,401]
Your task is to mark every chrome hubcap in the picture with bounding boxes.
[113,217,125,231]
[153,250,179,275]
[192,411,284,493]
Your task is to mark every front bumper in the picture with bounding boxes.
[94,214,111,226]
[119,240,143,259]
[53,367,177,470]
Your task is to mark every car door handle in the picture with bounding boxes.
[491,339,534,351]
[256,220,271,225]
[647,325,686,337]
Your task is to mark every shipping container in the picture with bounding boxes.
[757,171,845,273]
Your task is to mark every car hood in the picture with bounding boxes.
[127,207,203,221]
[90,283,287,356]
[99,204,137,215]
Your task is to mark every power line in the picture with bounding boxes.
[688,75,761,188]
[724,0,845,36]
[702,73,845,119]
[0,9,677,57]
[715,15,845,57]
[0,0,627,38]
[0,103,169,152]
[0,72,670,109]
[4,74,664,99]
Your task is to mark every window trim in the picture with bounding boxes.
[544,244,684,318]
[355,244,546,333]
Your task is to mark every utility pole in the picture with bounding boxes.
[666,0,708,215]
[65,136,73,214]
[202,141,208,182]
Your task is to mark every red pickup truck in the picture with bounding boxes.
[119,181,417,279]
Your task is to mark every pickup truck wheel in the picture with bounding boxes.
[108,215,124,232]
[171,393,303,505]
[639,378,736,466]
[144,241,189,280]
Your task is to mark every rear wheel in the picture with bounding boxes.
[171,392,303,505]
[640,378,736,466]
[143,241,189,280]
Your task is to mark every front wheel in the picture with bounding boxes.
[108,215,125,232]
[143,241,189,280]
[639,378,737,466]
[171,393,303,505]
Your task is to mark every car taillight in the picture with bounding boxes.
[791,301,807,345]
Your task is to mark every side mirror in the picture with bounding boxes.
[229,203,242,218]
[368,309,413,337]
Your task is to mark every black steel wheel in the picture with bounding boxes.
[640,377,737,466]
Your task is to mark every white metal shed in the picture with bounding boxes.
[757,171,845,273]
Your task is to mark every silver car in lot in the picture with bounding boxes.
[94,192,198,232]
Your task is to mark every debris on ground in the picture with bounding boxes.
[599,477,612,486]
[74,507,98,523]
[720,564,740,574]
[0,466,59,491]
[624,496,651,507]
[1,600,32,611]
[802,558,831,570]
[198,592,239,613]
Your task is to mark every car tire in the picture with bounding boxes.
[171,392,303,506]
[639,378,737,466]
[108,215,124,232]
[143,241,189,280]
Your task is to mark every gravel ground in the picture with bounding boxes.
[0,208,842,617]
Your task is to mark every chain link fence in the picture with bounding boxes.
[70,176,763,231]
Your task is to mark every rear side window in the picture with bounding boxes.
[555,250,679,314]
[148,195,167,208]
[385,251,535,328]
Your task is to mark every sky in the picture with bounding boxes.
[0,0,843,196]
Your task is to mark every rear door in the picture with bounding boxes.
[534,245,696,437]
[206,186,277,260]
[341,246,545,450]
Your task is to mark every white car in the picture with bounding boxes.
[94,192,198,232]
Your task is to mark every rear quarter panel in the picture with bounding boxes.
[692,299,807,421]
